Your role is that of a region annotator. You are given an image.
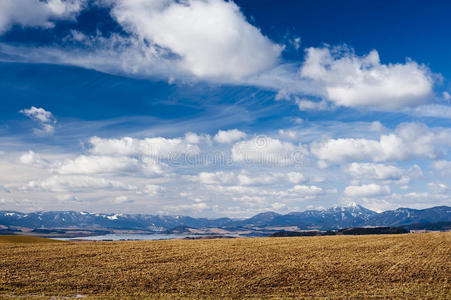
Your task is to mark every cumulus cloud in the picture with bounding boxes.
[113,195,131,204]
[163,200,208,212]
[19,150,49,167]
[108,0,282,80]
[345,163,404,181]
[189,170,305,186]
[232,136,308,166]
[312,123,451,165]
[214,129,247,144]
[344,183,390,197]
[286,172,306,184]
[140,184,165,196]
[433,160,451,176]
[300,47,433,110]
[0,0,284,89]
[189,171,235,185]
[89,136,199,159]
[48,135,204,177]
[56,155,148,175]
[0,0,84,34]
[20,106,56,135]
[290,184,323,195]
[184,132,208,144]
[237,171,284,186]
[26,175,136,193]
[427,182,449,194]
[20,106,53,123]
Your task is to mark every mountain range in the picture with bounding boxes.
[0,205,449,231]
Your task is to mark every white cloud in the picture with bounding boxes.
[271,202,286,210]
[0,0,84,34]
[292,37,301,50]
[20,106,53,123]
[344,183,390,197]
[408,104,451,119]
[278,129,296,139]
[214,129,246,144]
[189,171,235,185]
[312,123,451,164]
[20,106,56,135]
[42,135,205,177]
[26,175,136,193]
[141,184,164,196]
[290,185,323,195]
[286,172,306,184]
[427,182,449,194]
[188,170,305,187]
[89,136,199,159]
[345,163,403,180]
[237,171,284,186]
[274,89,291,101]
[369,121,384,132]
[113,195,131,204]
[163,200,208,212]
[184,132,205,144]
[295,97,333,111]
[300,47,433,110]
[232,136,308,166]
[443,91,451,101]
[19,150,49,167]
[312,137,397,165]
[109,0,282,80]
[0,2,437,115]
[55,194,79,202]
[433,160,451,176]
[56,155,142,175]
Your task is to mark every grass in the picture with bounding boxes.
[0,233,449,299]
[0,235,64,244]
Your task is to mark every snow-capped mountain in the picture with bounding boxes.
[0,211,233,231]
[0,205,449,230]
[365,206,451,226]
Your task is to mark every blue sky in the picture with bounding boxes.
[0,0,451,216]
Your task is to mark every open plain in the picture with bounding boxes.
[0,233,449,299]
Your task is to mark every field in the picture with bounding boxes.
[0,233,449,299]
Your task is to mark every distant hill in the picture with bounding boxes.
[0,205,449,231]
[0,211,233,231]
[365,206,451,226]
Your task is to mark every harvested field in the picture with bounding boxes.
[0,233,449,299]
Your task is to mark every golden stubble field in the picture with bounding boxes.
[0,233,449,299]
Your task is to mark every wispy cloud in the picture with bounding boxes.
[0,0,442,113]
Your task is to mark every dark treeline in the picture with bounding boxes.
[270,226,409,237]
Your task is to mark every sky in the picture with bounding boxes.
[1,0,451,217]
